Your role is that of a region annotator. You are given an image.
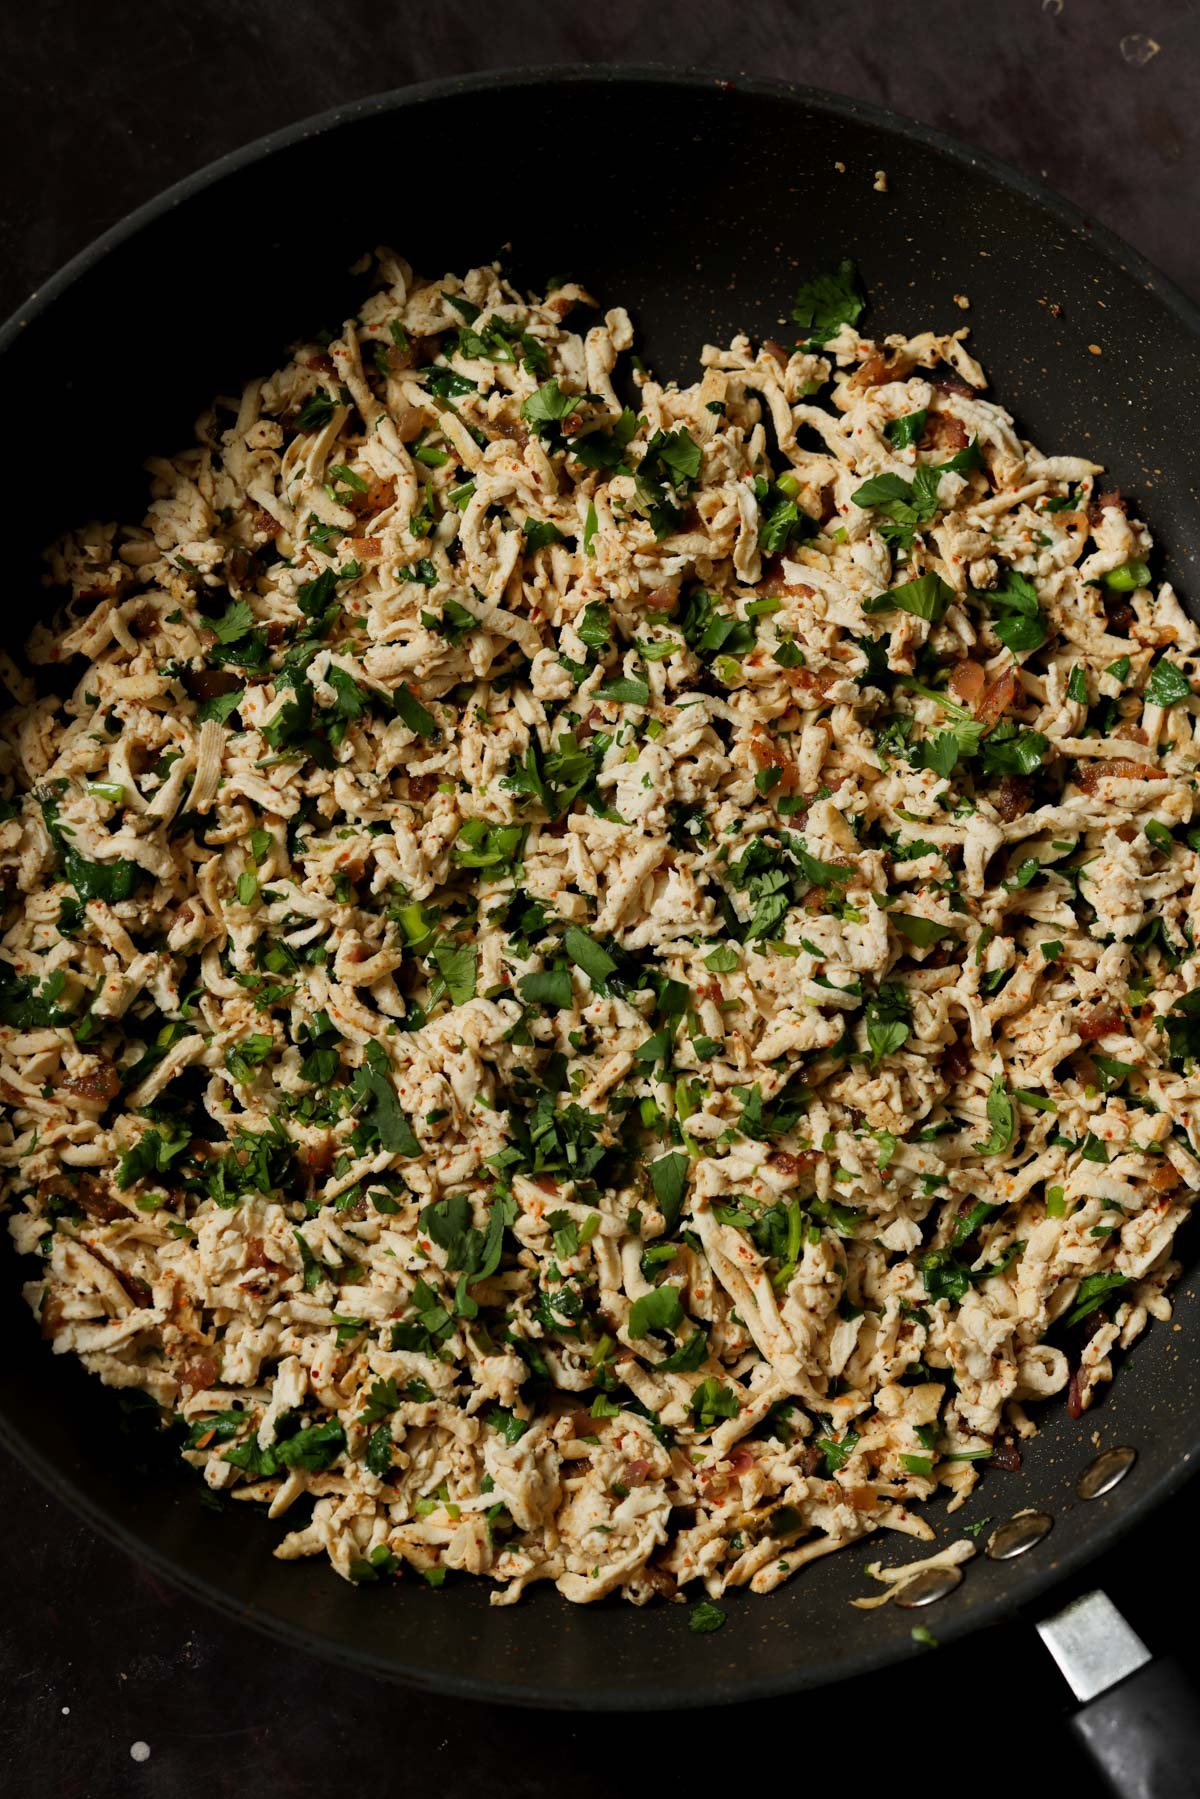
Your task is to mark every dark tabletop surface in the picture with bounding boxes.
[2,3,1198,1794]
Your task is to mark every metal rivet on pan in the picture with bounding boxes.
[1076,1445,1136,1501]
[894,1566,963,1608]
[985,1511,1053,1561]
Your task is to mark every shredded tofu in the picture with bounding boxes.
[851,1538,977,1609]
[1,252,1196,1606]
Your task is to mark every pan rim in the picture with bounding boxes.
[5,62,1200,353]
[3,61,1199,1710]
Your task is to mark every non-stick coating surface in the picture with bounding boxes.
[1,68,1198,1708]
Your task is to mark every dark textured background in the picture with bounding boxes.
[2,3,1198,1794]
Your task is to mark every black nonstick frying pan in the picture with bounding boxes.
[2,66,1200,1736]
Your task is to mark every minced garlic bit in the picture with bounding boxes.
[873,169,889,193]
[2,251,1196,1607]
[954,293,971,311]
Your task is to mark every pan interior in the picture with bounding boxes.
[2,70,1198,1707]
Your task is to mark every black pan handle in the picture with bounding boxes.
[1070,1658,1200,1798]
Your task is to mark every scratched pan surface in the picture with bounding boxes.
[0,67,1198,1709]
